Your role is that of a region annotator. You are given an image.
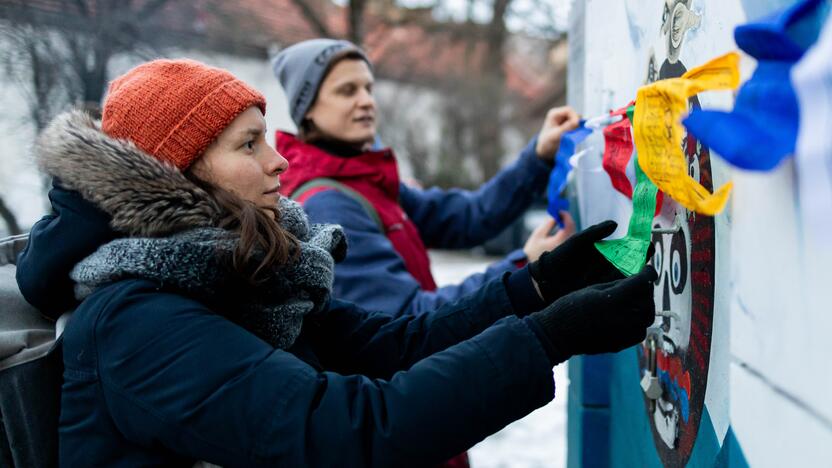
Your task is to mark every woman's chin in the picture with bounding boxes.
[347,128,376,145]
[260,193,281,210]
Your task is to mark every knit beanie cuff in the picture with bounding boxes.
[154,80,266,170]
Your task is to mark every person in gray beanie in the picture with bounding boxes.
[272,38,582,320]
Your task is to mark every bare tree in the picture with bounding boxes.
[476,0,511,180]
[0,0,182,129]
[0,0,189,232]
[347,0,370,44]
[396,0,513,187]
[286,0,337,38]
[283,0,368,45]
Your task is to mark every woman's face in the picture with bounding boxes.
[305,58,376,145]
[191,106,288,211]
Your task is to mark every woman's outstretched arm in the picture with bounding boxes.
[80,279,554,467]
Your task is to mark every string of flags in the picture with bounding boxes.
[545,0,831,277]
[596,105,660,277]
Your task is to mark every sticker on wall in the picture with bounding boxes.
[636,2,716,466]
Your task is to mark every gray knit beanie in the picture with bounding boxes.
[272,39,371,126]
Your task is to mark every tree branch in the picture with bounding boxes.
[348,0,367,44]
[287,0,335,38]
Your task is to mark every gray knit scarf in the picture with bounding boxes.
[70,198,345,349]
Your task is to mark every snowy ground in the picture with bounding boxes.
[428,250,567,468]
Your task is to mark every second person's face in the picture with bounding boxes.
[305,59,376,146]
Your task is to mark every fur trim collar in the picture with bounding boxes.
[35,110,221,236]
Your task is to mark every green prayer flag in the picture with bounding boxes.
[595,152,657,276]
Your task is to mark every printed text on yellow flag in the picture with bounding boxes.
[633,52,740,215]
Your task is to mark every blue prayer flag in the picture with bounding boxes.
[683,0,829,171]
[547,121,592,227]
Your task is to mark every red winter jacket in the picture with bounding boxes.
[277,132,437,291]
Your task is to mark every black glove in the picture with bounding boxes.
[530,266,657,365]
[528,220,653,302]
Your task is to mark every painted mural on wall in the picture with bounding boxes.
[636,1,716,466]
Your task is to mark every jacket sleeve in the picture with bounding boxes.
[93,281,556,467]
[399,137,551,249]
[305,276,529,378]
[15,182,117,318]
[304,190,530,317]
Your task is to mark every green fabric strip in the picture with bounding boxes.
[595,152,658,276]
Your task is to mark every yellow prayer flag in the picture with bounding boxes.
[632,52,740,215]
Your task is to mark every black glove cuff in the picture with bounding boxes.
[528,315,570,365]
[504,268,547,316]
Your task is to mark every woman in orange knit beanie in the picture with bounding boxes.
[16,58,656,467]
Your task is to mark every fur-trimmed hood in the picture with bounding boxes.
[35,110,222,236]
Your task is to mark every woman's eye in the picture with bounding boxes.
[243,140,255,151]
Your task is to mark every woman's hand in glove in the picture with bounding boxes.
[528,220,653,303]
[529,266,657,365]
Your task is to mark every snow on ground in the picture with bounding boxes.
[428,250,567,468]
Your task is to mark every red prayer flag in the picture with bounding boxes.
[602,102,664,214]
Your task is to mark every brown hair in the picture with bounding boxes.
[298,50,370,143]
[185,171,298,283]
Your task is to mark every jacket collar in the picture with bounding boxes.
[310,138,366,158]
[276,131,401,200]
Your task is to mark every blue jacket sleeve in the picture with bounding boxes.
[16,182,117,318]
[399,137,551,249]
[304,190,537,317]
[91,281,555,467]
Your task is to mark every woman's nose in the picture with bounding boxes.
[265,146,289,175]
[357,88,375,109]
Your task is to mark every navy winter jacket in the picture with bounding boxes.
[17,184,557,467]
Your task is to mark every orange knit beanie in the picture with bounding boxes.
[102,59,266,170]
